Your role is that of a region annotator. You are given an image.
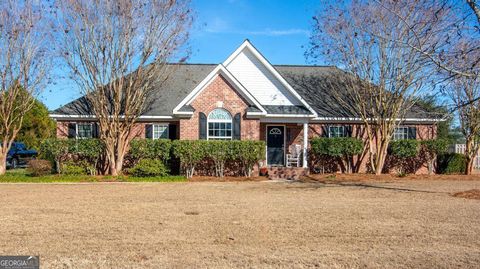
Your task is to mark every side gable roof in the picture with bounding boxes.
[277,65,443,120]
[52,64,217,117]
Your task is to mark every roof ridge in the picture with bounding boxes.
[273,64,337,68]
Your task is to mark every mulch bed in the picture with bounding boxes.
[452,189,480,200]
[188,176,268,182]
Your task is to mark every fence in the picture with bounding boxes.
[453,144,480,169]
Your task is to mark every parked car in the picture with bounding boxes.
[7,142,37,169]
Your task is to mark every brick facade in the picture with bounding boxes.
[54,74,438,175]
[179,74,260,140]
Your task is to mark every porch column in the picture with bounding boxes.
[302,122,308,168]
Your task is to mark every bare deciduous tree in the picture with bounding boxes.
[307,0,438,174]
[56,0,192,175]
[449,76,480,174]
[0,1,48,174]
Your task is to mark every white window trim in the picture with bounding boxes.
[393,126,409,140]
[76,123,94,139]
[207,109,233,140]
[328,125,346,138]
[152,124,169,140]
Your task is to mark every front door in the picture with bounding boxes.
[267,126,285,166]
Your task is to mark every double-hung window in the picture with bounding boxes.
[153,124,169,139]
[77,123,93,139]
[393,126,409,140]
[328,126,346,138]
[207,108,232,140]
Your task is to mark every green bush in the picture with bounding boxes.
[389,140,420,175]
[204,140,232,177]
[39,138,70,173]
[39,138,103,174]
[437,153,466,174]
[27,159,53,176]
[389,140,420,159]
[421,139,449,174]
[172,140,207,178]
[129,139,172,162]
[128,159,169,177]
[231,140,266,177]
[61,161,87,175]
[310,137,363,173]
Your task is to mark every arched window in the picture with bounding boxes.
[208,108,232,140]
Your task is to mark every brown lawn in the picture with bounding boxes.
[0,179,479,268]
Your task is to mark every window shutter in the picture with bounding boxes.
[344,125,353,137]
[321,125,329,137]
[93,123,100,138]
[408,126,417,139]
[145,124,153,139]
[233,113,241,140]
[67,123,77,139]
[168,124,177,140]
[199,112,207,140]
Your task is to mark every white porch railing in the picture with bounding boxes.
[453,144,480,169]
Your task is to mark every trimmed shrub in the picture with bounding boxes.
[128,159,169,177]
[40,138,104,174]
[129,139,172,162]
[421,139,449,174]
[204,140,232,177]
[172,140,207,178]
[389,140,420,159]
[389,139,420,175]
[437,153,466,174]
[39,138,70,173]
[231,140,266,177]
[61,161,87,175]
[310,137,363,173]
[27,159,52,176]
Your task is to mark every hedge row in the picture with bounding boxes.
[39,138,265,178]
[40,138,104,175]
[171,140,265,178]
[310,138,450,174]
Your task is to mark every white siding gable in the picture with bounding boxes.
[225,49,301,106]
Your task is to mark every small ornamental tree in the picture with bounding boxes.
[39,139,70,173]
[310,137,363,173]
[172,140,206,178]
[205,140,232,177]
[389,140,420,175]
[232,140,265,177]
[421,139,449,175]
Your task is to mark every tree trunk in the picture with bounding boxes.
[466,156,474,175]
[465,137,477,175]
[0,151,7,175]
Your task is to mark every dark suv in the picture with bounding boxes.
[7,142,37,169]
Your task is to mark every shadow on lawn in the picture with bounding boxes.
[286,176,444,194]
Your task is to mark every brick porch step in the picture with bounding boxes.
[267,167,309,180]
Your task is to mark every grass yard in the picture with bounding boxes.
[0,178,479,268]
[0,169,186,183]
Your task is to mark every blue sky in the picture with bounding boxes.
[42,0,320,110]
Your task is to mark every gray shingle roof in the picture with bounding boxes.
[52,63,439,120]
[263,105,310,115]
[53,64,217,116]
[276,65,439,119]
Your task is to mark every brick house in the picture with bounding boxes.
[50,40,441,175]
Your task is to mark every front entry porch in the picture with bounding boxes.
[260,122,310,179]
